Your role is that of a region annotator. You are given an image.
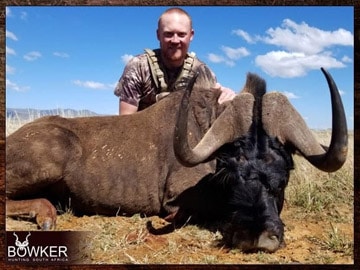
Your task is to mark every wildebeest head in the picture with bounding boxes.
[213,132,293,252]
[169,68,347,252]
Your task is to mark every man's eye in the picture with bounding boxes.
[164,32,173,38]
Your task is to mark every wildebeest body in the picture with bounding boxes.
[6,90,217,217]
[6,68,347,253]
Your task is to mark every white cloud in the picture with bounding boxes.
[221,46,250,60]
[251,19,353,77]
[232,29,256,44]
[24,51,42,61]
[6,7,27,20]
[207,46,249,67]
[207,53,235,67]
[208,53,225,63]
[255,50,345,78]
[6,30,18,41]
[20,11,28,20]
[6,64,16,75]
[6,46,16,56]
[53,52,70,58]
[6,79,30,92]
[6,7,12,17]
[262,19,353,55]
[282,91,300,99]
[341,55,352,63]
[121,54,133,64]
[72,80,112,90]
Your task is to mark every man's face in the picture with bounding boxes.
[157,12,194,69]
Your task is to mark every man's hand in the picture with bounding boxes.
[214,83,236,104]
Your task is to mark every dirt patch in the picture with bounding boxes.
[6,200,353,264]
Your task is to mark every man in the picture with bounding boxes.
[114,7,235,115]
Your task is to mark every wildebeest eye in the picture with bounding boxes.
[263,154,274,164]
[236,155,247,163]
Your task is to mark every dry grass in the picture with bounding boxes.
[5,111,354,264]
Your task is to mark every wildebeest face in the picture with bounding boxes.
[169,68,346,252]
[216,135,293,252]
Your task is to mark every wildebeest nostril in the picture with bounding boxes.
[257,231,281,253]
[269,234,278,240]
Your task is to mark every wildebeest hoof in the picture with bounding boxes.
[36,215,56,231]
[6,198,57,230]
[34,199,57,230]
[146,220,176,235]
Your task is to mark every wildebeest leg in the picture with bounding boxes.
[6,198,57,230]
[146,221,176,235]
[161,163,215,215]
[147,203,192,235]
[163,211,177,222]
[147,207,192,235]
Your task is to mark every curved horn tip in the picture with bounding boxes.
[320,67,329,77]
[320,67,337,88]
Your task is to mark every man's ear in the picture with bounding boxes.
[156,29,160,41]
[190,29,194,41]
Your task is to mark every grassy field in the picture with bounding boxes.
[5,110,354,264]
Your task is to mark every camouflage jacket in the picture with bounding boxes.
[114,49,216,111]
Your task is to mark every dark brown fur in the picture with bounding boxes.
[6,75,223,229]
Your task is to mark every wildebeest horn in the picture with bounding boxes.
[174,77,254,167]
[262,67,348,172]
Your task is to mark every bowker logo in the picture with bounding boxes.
[7,232,68,263]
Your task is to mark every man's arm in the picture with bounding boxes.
[196,63,236,104]
[215,83,236,104]
[119,100,138,115]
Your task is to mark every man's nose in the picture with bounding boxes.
[171,34,180,43]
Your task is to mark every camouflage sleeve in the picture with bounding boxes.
[114,54,149,107]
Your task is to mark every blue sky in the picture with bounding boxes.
[5,6,354,129]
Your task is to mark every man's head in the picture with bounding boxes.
[157,8,194,69]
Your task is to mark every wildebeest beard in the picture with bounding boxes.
[156,127,295,252]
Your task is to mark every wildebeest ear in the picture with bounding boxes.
[261,68,347,172]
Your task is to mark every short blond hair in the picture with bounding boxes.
[158,7,193,29]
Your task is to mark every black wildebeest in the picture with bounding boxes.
[6,68,347,252]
